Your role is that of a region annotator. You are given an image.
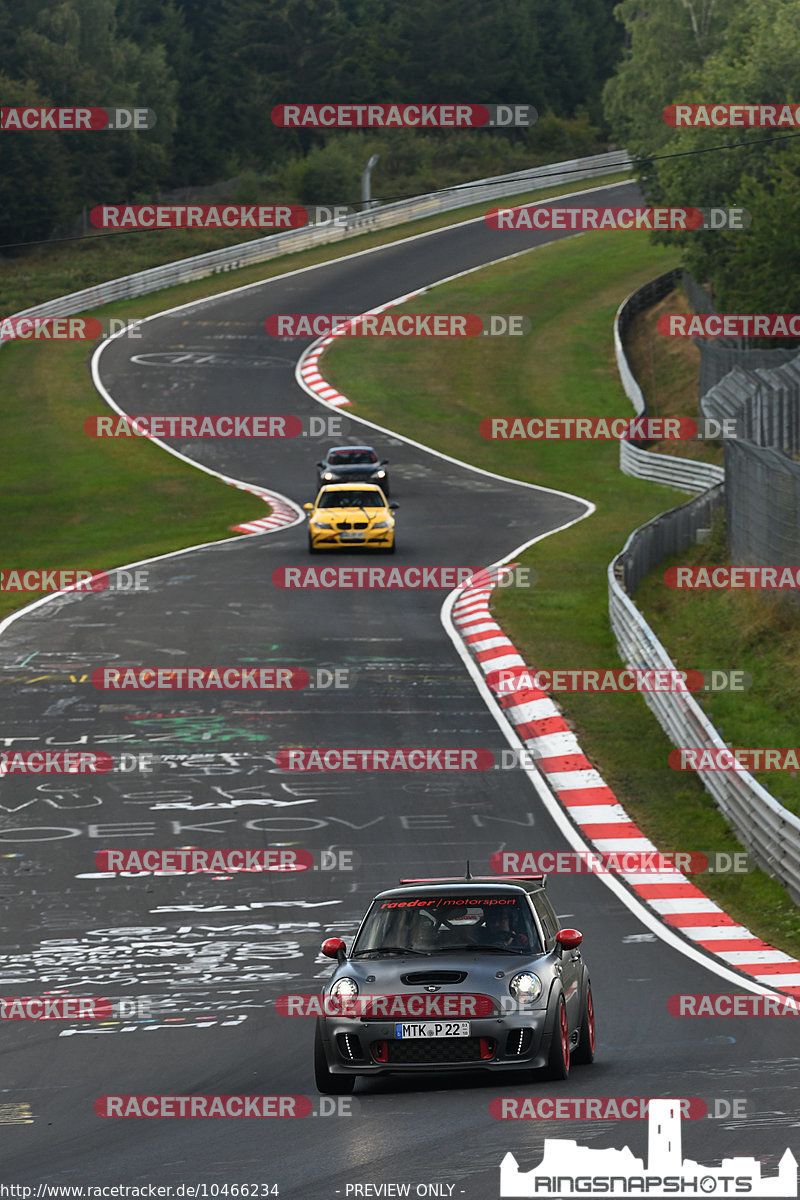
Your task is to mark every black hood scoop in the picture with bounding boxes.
[401,971,467,986]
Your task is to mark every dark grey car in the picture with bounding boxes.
[316,446,390,495]
[313,875,595,1093]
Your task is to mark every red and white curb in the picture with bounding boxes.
[292,260,800,995]
[452,567,800,997]
[226,481,300,535]
[297,291,425,409]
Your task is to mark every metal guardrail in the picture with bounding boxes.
[1,150,632,341]
[701,359,800,452]
[609,544,800,905]
[613,268,725,494]
[610,275,800,903]
[614,482,724,596]
[619,440,725,494]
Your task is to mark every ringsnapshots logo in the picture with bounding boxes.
[91,205,353,230]
[1,106,156,130]
[485,205,750,231]
[0,568,149,593]
[266,314,530,337]
[271,103,537,128]
[498,1099,797,1198]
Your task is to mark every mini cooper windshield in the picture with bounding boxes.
[351,893,542,957]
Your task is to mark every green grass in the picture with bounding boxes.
[0,171,631,623]
[322,230,800,960]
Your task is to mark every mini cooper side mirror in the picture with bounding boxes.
[380,458,389,465]
[321,937,347,963]
[556,928,583,951]
[315,462,324,469]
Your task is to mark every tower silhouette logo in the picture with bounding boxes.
[500,1099,797,1197]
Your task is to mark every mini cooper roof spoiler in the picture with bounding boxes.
[398,874,546,887]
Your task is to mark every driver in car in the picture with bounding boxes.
[477,905,530,949]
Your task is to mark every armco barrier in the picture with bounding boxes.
[609,544,800,905]
[1,150,631,345]
[611,276,800,904]
[614,268,724,494]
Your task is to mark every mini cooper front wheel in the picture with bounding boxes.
[314,1022,355,1095]
[545,994,570,1080]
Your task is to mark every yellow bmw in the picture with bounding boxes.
[304,484,398,553]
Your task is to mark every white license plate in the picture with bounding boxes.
[339,531,366,541]
[395,1022,470,1039]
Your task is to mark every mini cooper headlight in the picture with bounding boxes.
[330,977,359,998]
[323,472,335,480]
[375,470,386,478]
[509,972,542,1006]
[372,519,391,529]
